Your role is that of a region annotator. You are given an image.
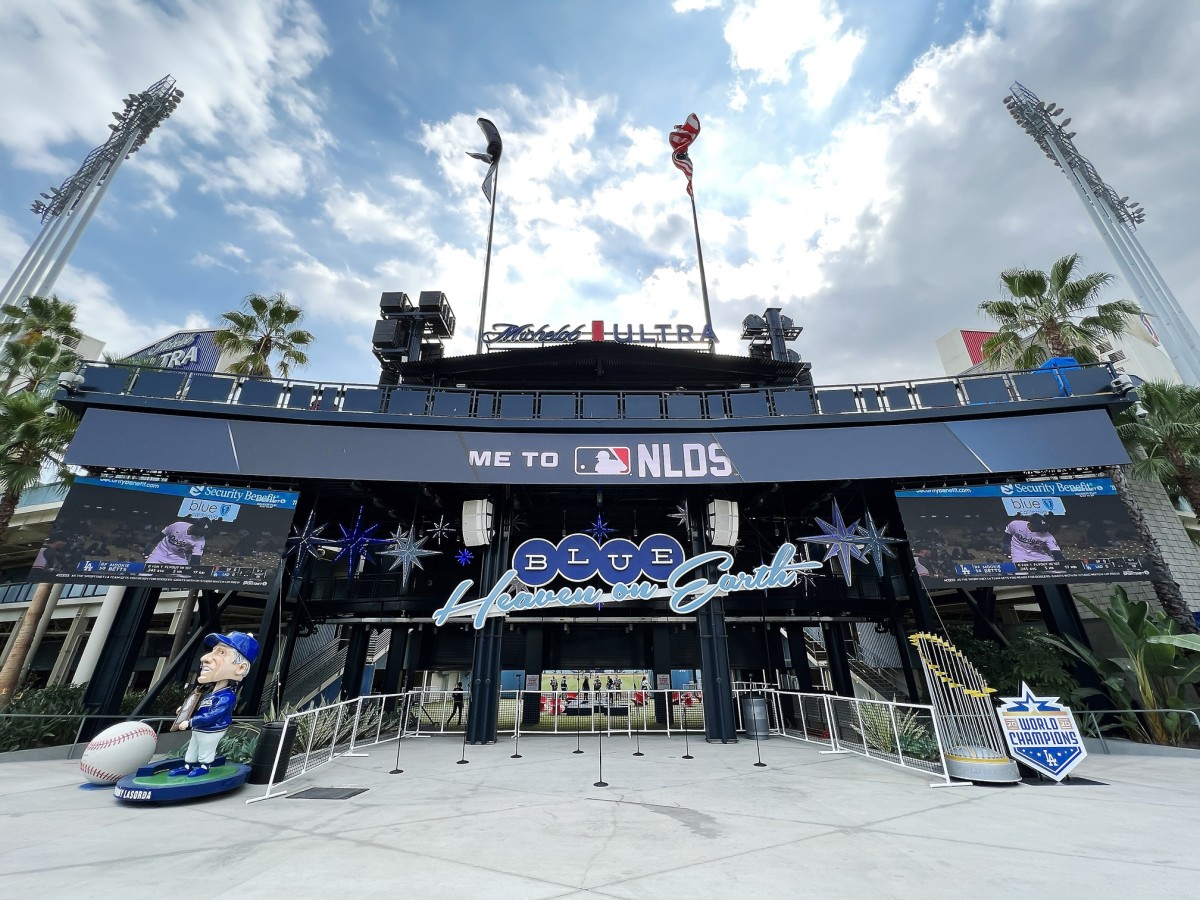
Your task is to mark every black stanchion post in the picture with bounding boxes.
[633,710,643,757]
[753,728,766,768]
[457,724,470,765]
[390,696,409,774]
[511,697,523,759]
[594,733,608,788]
[573,709,584,754]
[682,702,694,760]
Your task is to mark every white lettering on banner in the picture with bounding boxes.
[432,542,823,629]
[637,442,733,479]
[467,442,734,479]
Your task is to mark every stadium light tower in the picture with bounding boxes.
[1003,81,1200,385]
[0,75,184,313]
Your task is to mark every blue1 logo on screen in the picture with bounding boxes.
[433,533,823,629]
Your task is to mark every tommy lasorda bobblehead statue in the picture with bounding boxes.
[170,631,259,777]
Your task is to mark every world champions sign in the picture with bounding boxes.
[433,534,823,629]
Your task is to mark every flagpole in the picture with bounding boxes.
[688,190,715,355]
[475,162,498,356]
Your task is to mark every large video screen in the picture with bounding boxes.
[29,478,299,590]
[894,478,1150,588]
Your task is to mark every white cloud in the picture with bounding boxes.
[721,0,864,111]
[224,202,295,240]
[0,0,330,205]
[673,0,724,11]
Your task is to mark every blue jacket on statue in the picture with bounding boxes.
[190,686,237,733]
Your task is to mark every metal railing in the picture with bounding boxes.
[1076,707,1200,752]
[0,712,261,759]
[247,692,407,802]
[68,360,1119,425]
[402,688,470,735]
[504,689,704,738]
[742,689,955,787]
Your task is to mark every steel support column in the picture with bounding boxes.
[340,626,371,701]
[82,587,159,731]
[822,622,854,697]
[522,624,543,726]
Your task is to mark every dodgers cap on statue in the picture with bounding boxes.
[204,631,259,663]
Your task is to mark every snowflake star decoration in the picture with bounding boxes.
[425,514,456,546]
[586,515,615,542]
[332,507,389,587]
[798,499,870,586]
[379,525,440,590]
[854,509,904,578]
[455,548,475,566]
[285,508,329,571]
[667,503,690,533]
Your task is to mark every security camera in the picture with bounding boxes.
[45,402,60,418]
[1111,373,1135,396]
[57,371,85,392]
[1134,401,1150,421]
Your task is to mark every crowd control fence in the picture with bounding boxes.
[502,689,705,738]
[733,689,955,786]
[247,692,408,802]
[0,713,260,759]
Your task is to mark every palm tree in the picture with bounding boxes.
[0,294,82,348]
[1116,380,1200,518]
[978,254,1142,369]
[0,391,77,540]
[0,391,79,706]
[0,335,78,395]
[979,256,1198,634]
[213,292,314,378]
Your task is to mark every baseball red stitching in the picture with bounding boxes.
[89,725,156,752]
[80,761,122,782]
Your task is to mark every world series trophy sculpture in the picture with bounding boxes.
[909,632,1020,783]
[113,631,259,803]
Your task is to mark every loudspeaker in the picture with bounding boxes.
[462,499,494,546]
[706,499,739,547]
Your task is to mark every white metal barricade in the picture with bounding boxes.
[759,689,956,787]
[247,692,408,802]
[508,689,704,738]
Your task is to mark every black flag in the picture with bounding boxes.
[466,118,503,202]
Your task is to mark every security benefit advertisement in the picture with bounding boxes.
[894,478,1150,588]
[29,478,299,590]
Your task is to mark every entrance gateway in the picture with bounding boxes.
[44,295,1138,744]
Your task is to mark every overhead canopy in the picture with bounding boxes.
[397,342,811,389]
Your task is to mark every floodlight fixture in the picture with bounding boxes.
[0,75,184,313]
[1003,80,1200,384]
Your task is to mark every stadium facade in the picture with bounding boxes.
[7,291,1160,745]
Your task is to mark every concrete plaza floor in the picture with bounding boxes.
[1,733,1197,899]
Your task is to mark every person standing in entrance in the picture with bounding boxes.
[446,681,465,727]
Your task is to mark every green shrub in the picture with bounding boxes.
[946,625,1077,697]
[0,683,88,752]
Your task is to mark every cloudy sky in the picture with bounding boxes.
[1,0,1196,387]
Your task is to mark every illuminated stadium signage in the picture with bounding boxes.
[482,320,719,345]
[894,477,1150,587]
[29,477,299,590]
[433,536,822,629]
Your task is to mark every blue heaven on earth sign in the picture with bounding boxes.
[432,533,822,629]
[996,683,1088,781]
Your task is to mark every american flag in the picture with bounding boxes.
[669,113,700,196]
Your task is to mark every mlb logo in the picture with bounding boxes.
[575,446,631,475]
